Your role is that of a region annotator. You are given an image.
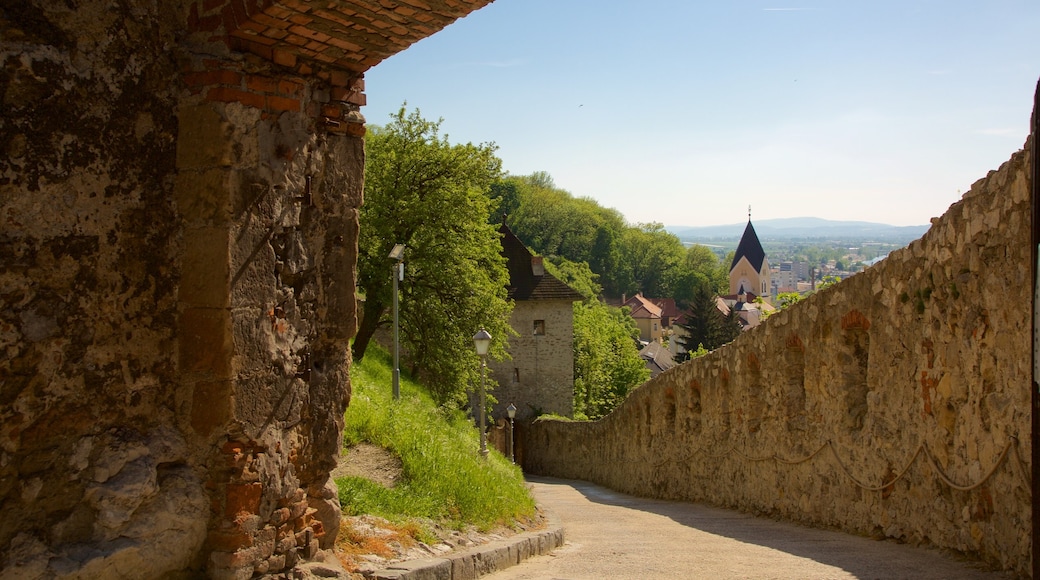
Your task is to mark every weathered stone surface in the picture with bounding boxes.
[0,0,378,575]
[488,300,576,422]
[526,139,1034,576]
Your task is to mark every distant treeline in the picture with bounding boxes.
[490,172,729,305]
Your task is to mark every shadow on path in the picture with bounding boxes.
[527,475,1014,579]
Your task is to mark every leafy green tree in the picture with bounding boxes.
[816,275,841,291]
[544,258,645,418]
[572,301,649,420]
[686,244,729,295]
[589,225,630,297]
[544,256,602,300]
[354,106,513,405]
[719,250,736,292]
[488,178,524,224]
[497,172,724,302]
[620,223,686,298]
[774,291,804,310]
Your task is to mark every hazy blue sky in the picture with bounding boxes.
[363,0,1038,227]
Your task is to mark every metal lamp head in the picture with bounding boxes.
[506,403,516,419]
[473,327,492,356]
[388,244,405,260]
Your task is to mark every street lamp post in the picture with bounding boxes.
[506,403,517,464]
[389,244,405,400]
[473,328,492,457]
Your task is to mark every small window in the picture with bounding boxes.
[533,320,545,336]
[513,368,520,383]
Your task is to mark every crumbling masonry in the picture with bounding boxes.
[0,1,492,577]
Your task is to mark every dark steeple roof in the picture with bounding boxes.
[498,223,585,302]
[730,219,766,272]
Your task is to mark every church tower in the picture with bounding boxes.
[729,212,771,303]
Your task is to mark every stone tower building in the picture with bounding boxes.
[490,224,585,422]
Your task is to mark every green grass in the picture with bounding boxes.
[338,344,536,531]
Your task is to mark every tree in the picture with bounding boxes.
[620,223,686,298]
[353,106,513,405]
[686,244,729,295]
[674,287,742,362]
[543,258,646,418]
[544,256,602,301]
[572,301,649,420]
[769,292,804,316]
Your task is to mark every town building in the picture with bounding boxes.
[489,224,585,422]
[721,216,774,329]
[621,293,665,343]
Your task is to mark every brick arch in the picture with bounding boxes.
[841,308,871,331]
[785,333,805,352]
[187,0,495,76]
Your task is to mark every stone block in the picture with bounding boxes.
[224,483,263,517]
[180,226,231,308]
[208,529,254,552]
[175,168,234,226]
[179,308,233,380]
[192,382,232,436]
[450,555,476,580]
[177,104,233,169]
[380,558,450,580]
[267,553,286,572]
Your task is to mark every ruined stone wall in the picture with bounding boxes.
[0,1,362,577]
[1,2,207,576]
[176,52,363,577]
[526,141,1034,575]
[489,300,576,422]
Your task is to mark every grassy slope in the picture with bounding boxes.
[337,344,536,531]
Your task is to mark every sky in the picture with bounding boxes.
[362,0,1038,228]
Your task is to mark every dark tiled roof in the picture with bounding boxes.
[499,224,585,302]
[639,341,676,377]
[730,220,767,271]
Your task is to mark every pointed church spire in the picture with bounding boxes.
[730,216,766,272]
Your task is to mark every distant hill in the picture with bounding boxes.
[667,217,929,242]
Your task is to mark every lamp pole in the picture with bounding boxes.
[506,403,517,464]
[473,328,492,457]
[389,244,405,400]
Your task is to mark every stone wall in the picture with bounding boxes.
[1,3,208,576]
[525,140,1034,575]
[489,300,576,423]
[176,53,363,577]
[1,0,492,577]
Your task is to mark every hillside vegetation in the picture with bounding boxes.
[337,344,535,532]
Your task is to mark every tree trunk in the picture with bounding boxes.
[351,298,386,361]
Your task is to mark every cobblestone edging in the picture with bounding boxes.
[367,513,565,580]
